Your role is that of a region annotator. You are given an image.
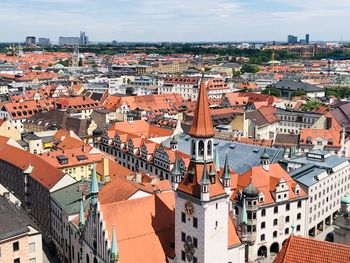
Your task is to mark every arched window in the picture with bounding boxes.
[199,141,204,157]
[261,222,266,229]
[273,219,278,226]
[260,234,265,241]
[207,140,212,156]
[86,254,90,263]
[285,228,289,235]
[192,141,196,155]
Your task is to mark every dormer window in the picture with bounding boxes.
[258,192,264,203]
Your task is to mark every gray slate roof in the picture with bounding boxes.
[272,79,322,92]
[289,164,327,187]
[164,134,284,174]
[0,197,39,241]
[51,179,103,215]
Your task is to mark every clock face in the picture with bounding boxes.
[185,201,194,215]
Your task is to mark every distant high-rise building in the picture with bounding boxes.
[38,38,50,46]
[59,36,80,46]
[80,31,89,45]
[306,34,310,45]
[26,36,36,46]
[287,35,298,44]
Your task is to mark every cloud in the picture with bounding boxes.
[0,0,349,42]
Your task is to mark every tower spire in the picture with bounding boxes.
[91,162,99,205]
[188,70,215,138]
[172,152,182,190]
[111,224,119,262]
[79,199,85,230]
[214,141,220,173]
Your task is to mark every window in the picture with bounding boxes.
[261,222,266,229]
[29,259,36,263]
[286,204,290,211]
[286,216,290,223]
[193,237,198,248]
[198,141,204,156]
[273,231,277,238]
[297,201,302,208]
[181,232,186,242]
[273,219,278,226]
[297,213,301,220]
[297,225,301,232]
[260,234,265,241]
[181,212,186,223]
[14,259,20,263]
[261,209,266,217]
[13,241,19,251]
[29,242,35,253]
[181,250,186,261]
[207,140,212,156]
[274,206,278,214]
[285,228,289,235]
[193,217,198,228]
[193,257,198,263]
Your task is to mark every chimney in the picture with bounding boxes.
[82,145,86,152]
[135,173,142,184]
[102,156,110,182]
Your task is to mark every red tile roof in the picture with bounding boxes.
[0,144,65,189]
[99,192,175,263]
[231,163,306,205]
[189,78,215,138]
[273,235,350,263]
[178,162,225,199]
[109,120,173,138]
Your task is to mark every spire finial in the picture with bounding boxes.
[222,154,231,179]
[201,161,209,186]
[79,199,85,230]
[242,195,247,225]
[91,162,99,205]
[111,224,119,261]
[214,142,220,173]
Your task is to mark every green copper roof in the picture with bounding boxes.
[23,163,34,174]
[173,152,181,176]
[261,148,270,159]
[341,194,350,205]
[222,154,231,180]
[91,162,99,194]
[91,162,99,205]
[79,199,85,227]
[111,224,119,261]
[214,143,220,172]
[242,196,247,225]
[201,162,209,185]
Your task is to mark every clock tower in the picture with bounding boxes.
[175,73,231,263]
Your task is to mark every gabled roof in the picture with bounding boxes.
[177,162,225,199]
[231,163,307,205]
[273,235,350,263]
[0,144,65,189]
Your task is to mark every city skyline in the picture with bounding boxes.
[0,0,349,43]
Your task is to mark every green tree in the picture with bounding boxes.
[262,87,281,97]
[301,101,324,112]
[292,90,307,97]
[240,64,260,74]
[78,58,83,67]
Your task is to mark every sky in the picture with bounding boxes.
[0,0,349,43]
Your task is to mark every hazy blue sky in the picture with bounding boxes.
[0,0,348,42]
